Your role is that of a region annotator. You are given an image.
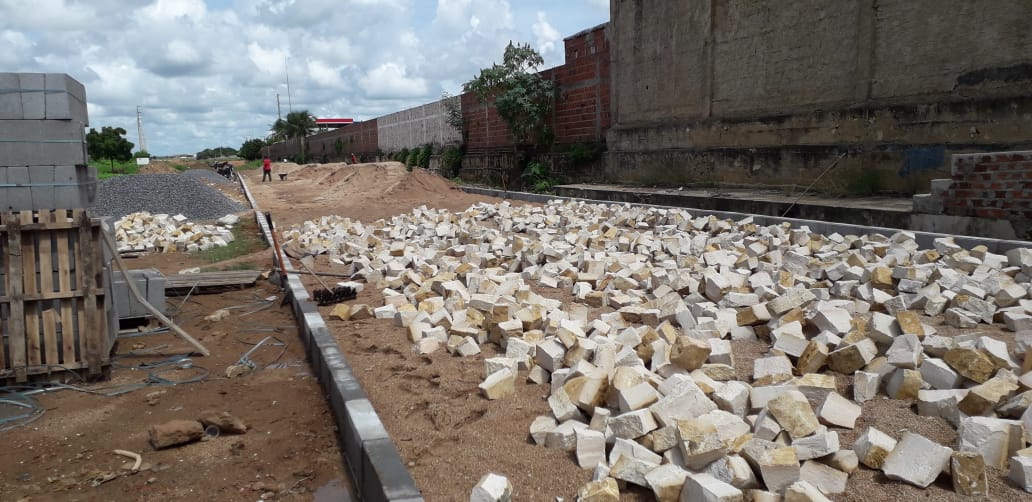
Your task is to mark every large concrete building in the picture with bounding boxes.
[606,0,1032,194]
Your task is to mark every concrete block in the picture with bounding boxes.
[360,437,422,502]
[0,73,23,119]
[18,73,44,119]
[881,431,952,488]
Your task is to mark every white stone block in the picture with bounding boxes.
[470,473,513,502]
[680,472,744,502]
[1010,456,1032,493]
[854,427,897,469]
[817,392,861,429]
[958,416,1024,469]
[881,431,953,488]
[609,409,659,439]
[576,428,607,469]
[799,460,847,495]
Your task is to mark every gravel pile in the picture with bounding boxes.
[93,173,244,221]
[181,168,236,185]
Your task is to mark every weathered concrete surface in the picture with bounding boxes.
[608,0,1032,195]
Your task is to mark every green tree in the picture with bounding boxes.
[86,126,134,172]
[270,110,316,163]
[463,42,555,148]
[238,138,267,160]
[133,150,151,159]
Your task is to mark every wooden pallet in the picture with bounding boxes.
[0,209,110,382]
[164,270,262,293]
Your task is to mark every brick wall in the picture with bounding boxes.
[943,151,1032,235]
[463,23,611,153]
[273,120,379,162]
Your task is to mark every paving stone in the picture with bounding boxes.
[545,420,588,451]
[958,374,1019,416]
[886,333,923,369]
[618,381,660,412]
[609,409,659,439]
[827,338,877,374]
[881,431,952,488]
[819,450,858,474]
[754,355,795,386]
[470,473,512,502]
[713,381,751,417]
[670,335,712,371]
[759,446,801,494]
[944,347,998,383]
[644,464,688,502]
[750,385,800,412]
[529,415,557,446]
[855,427,897,470]
[767,390,820,439]
[680,472,745,502]
[812,308,852,335]
[951,451,988,496]
[576,428,607,469]
[799,460,847,495]
[784,480,832,502]
[706,455,759,490]
[1010,456,1032,493]
[853,371,880,403]
[650,386,718,427]
[958,416,1024,469]
[919,357,963,390]
[885,368,922,400]
[817,392,860,429]
[796,341,829,375]
[576,477,620,502]
[917,389,966,427]
[792,431,840,460]
[609,437,663,466]
[675,417,728,470]
[610,454,660,488]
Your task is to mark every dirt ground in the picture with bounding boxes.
[0,281,350,501]
[4,161,1027,501]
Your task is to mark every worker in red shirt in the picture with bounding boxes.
[262,156,272,182]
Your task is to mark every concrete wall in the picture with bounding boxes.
[377,97,460,154]
[608,0,1032,194]
[308,120,379,162]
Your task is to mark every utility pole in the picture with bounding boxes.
[136,105,147,154]
[285,57,293,113]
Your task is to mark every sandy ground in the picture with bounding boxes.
[244,162,1030,500]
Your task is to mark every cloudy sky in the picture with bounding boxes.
[1,0,609,155]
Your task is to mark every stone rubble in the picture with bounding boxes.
[113,211,239,253]
[281,200,1032,497]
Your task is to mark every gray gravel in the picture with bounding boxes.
[181,168,236,185]
[93,173,244,221]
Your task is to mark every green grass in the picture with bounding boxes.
[195,219,267,264]
[238,159,263,170]
[168,162,190,171]
[90,159,139,179]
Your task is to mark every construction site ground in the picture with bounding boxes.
[1,161,1028,501]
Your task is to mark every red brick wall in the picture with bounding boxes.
[943,151,1032,223]
[462,23,611,153]
[306,120,379,161]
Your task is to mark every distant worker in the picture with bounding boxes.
[262,156,272,182]
[351,153,358,164]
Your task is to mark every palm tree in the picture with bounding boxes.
[270,110,316,162]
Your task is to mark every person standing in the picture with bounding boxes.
[262,156,272,182]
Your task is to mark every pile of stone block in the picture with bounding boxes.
[114,212,238,253]
[0,72,96,211]
[283,200,1032,499]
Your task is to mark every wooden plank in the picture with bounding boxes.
[38,212,54,296]
[20,211,36,297]
[164,270,262,289]
[0,288,108,303]
[57,230,75,364]
[90,225,111,360]
[78,210,100,375]
[19,212,42,368]
[25,303,41,366]
[42,308,58,365]
[5,213,26,377]
[0,220,83,232]
[0,303,6,370]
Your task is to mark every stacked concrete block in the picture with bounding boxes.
[110,268,167,319]
[0,72,94,211]
[911,179,952,215]
[280,199,1032,498]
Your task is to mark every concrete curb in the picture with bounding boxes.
[238,176,423,502]
[460,186,1030,253]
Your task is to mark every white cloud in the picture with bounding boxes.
[359,63,429,99]
[531,12,562,56]
[0,0,608,154]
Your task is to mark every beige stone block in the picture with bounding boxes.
[645,464,689,502]
[817,392,861,429]
[881,431,953,488]
[958,374,1019,416]
[799,460,847,495]
[951,451,988,496]
[944,347,998,383]
[670,335,711,371]
[759,446,801,494]
[675,418,728,470]
[479,368,515,399]
[784,480,831,502]
[680,472,745,502]
[767,390,820,439]
[854,427,897,469]
[576,477,620,502]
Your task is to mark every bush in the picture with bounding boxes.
[405,150,418,171]
[441,146,463,178]
[521,161,557,193]
[416,143,433,169]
